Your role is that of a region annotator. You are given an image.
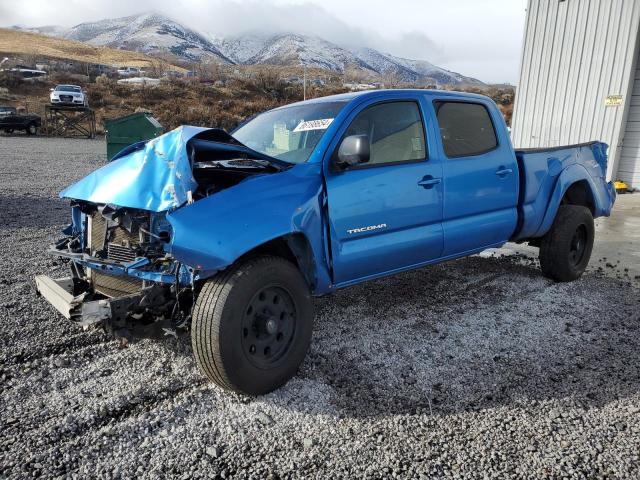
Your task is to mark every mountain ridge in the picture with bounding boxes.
[16,12,484,86]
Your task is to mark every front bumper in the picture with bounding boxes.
[34,275,129,326]
[50,98,84,105]
[52,247,186,285]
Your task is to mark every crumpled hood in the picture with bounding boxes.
[60,126,208,212]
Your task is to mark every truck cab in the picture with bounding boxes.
[319,91,519,285]
[35,89,615,395]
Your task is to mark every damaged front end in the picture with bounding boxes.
[35,126,285,337]
[36,202,193,336]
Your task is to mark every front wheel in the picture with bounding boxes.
[191,256,314,395]
[26,123,37,135]
[539,205,594,282]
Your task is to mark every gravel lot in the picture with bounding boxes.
[1,136,639,479]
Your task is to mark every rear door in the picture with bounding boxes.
[432,100,518,256]
[324,97,444,285]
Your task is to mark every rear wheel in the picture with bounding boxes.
[4,128,13,134]
[191,256,314,395]
[539,205,594,281]
[26,123,37,135]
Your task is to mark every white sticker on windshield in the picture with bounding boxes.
[293,118,334,132]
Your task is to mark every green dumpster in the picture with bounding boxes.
[105,112,163,161]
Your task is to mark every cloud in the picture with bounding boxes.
[172,1,446,63]
[0,0,442,59]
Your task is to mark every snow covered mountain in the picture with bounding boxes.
[21,13,484,86]
[62,13,233,64]
[216,33,378,76]
[355,48,481,86]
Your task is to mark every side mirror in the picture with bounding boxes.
[336,134,370,169]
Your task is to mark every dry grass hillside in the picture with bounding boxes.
[0,28,181,71]
[0,70,349,134]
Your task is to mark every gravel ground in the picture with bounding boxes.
[1,136,639,479]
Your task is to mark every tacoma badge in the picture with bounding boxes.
[347,223,387,234]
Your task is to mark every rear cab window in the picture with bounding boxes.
[434,101,498,157]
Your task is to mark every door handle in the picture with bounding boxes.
[495,167,513,177]
[418,176,441,189]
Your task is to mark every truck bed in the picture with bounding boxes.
[512,141,615,241]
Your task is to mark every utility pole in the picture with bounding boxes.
[303,64,307,101]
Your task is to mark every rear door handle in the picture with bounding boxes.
[418,176,442,189]
[495,167,513,177]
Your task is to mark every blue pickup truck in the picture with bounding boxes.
[35,89,615,395]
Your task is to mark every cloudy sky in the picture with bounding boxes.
[0,0,528,83]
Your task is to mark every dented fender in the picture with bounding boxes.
[166,162,333,294]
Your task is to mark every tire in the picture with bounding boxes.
[4,128,13,134]
[539,205,594,282]
[26,123,37,135]
[191,256,314,395]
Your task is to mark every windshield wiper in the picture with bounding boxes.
[190,129,291,171]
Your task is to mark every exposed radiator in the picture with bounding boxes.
[107,243,137,263]
[92,273,143,298]
[89,212,143,297]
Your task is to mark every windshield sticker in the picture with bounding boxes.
[293,118,334,132]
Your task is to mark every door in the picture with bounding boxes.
[0,107,14,128]
[618,55,640,188]
[325,100,444,285]
[432,100,518,256]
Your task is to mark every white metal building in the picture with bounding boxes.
[511,0,640,188]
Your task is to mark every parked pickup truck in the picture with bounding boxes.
[35,89,616,395]
[0,106,41,135]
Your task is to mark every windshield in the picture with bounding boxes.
[55,85,81,92]
[232,101,347,164]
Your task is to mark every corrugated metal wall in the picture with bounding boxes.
[511,0,640,184]
[618,58,640,184]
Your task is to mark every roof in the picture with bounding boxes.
[275,88,493,110]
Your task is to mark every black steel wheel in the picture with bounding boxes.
[568,224,588,267]
[539,204,594,282]
[191,256,314,395]
[241,285,297,370]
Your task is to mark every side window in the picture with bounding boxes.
[343,101,426,165]
[434,101,498,157]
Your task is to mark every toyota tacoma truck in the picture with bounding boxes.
[35,89,616,395]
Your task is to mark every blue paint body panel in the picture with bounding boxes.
[166,162,332,291]
[61,126,207,212]
[513,142,615,240]
[58,89,616,295]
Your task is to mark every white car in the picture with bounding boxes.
[50,85,88,107]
